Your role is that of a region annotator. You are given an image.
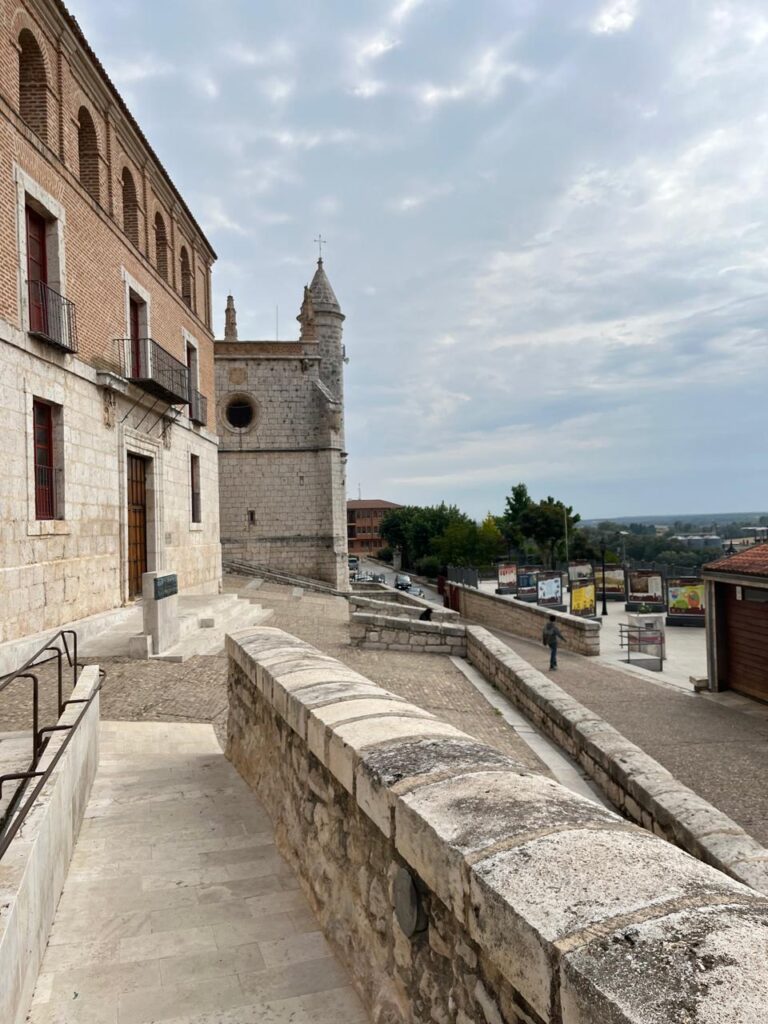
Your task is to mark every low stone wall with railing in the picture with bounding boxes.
[447,582,600,655]
[350,612,467,655]
[226,628,768,1024]
[349,594,459,623]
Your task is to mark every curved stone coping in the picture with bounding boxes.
[348,594,458,621]
[226,627,768,1023]
[350,612,466,636]
[466,625,768,897]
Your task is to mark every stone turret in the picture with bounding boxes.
[309,258,345,409]
[297,286,317,343]
[224,294,238,341]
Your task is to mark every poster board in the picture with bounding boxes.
[666,578,705,627]
[570,578,596,618]
[537,571,565,610]
[517,567,539,603]
[568,562,593,582]
[594,566,626,600]
[496,563,518,594]
[626,570,665,610]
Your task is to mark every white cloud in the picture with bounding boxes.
[108,54,174,84]
[391,183,454,212]
[198,197,248,235]
[352,79,386,98]
[223,40,294,67]
[355,33,399,65]
[195,74,219,99]
[391,0,427,24]
[591,0,640,35]
[315,196,341,216]
[261,77,294,103]
[418,46,534,108]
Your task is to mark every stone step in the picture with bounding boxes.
[150,604,275,663]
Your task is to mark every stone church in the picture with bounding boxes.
[214,259,349,590]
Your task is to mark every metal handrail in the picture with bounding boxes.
[28,280,79,353]
[189,387,207,425]
[118,336,190,405]
[0,629,105,855]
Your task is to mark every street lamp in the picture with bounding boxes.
[599,539,608,617]
[619,530,629,566]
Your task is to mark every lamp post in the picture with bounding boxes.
[619,530,629,566]
[599,539,608,617]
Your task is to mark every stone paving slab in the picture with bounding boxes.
[29,721,367,1024]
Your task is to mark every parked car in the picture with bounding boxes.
[372,573,386,583]
[394,574,412,590]
[407,585,425,598]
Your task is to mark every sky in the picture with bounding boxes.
[69,0,768,520]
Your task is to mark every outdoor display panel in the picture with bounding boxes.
[666,577,705,627]
[570,578,596,618]
[626,570,665,609]
[594,566,626,600]
[537,571,565,610]
[517,568,539,603]
[568,562,593,582]
[496,563,517,594]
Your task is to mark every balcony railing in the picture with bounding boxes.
[35,464,60,520]
[28,281,78,354]
[189,388,208,426]
[119,337,189,405]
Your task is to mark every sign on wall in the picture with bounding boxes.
[570,578,596,617]
[153,574,178,601]
[537,571,564,608]
[594,566,626,599]
[671,581,708,618]
[627,570,665,607]
[497,564,518,591]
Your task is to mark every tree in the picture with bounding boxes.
[379,503,475,570]
[519,496,580,568]
[501,483,533,552]
[476,513,506,565]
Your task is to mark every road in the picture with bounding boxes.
[357,559,442,604]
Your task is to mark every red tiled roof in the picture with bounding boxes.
[704,543,768,578]
[346,500,402,510]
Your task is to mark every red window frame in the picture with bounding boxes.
[26,205,48,334]
[190,454,201,523]
[33,399,56,520]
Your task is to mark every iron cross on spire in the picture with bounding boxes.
[314,234,326,260]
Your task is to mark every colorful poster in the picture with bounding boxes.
[517,568,539,601]
[627,571,664,605]
[570,579,596,617]
[497,564,518,590]
[537,572,563,607]
[594,567,626,597]
[667,579,705,617]
[569,562,593,582]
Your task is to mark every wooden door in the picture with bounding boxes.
[127,454,148,599]
[129,297,142,377]
[33,400,54,519]
[724,585,768,701]
[26,206,47,333]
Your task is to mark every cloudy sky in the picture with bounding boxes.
[70,0,768,520]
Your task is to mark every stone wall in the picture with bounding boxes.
[0,665,100,1024]
[226,628,768,1024]
[349,594,459,623]
[350,612,466,655]
[466,626,768,895]
[448,584,600,656]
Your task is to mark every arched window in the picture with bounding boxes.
[18,29,48,143]
[77,106,100,202]
[180,246,192,307]
[121,167,139,247]
[154,212,168,280]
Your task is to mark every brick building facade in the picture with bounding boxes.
[0,0,220,644]
[347,499,401,557]
[215,262,349,590]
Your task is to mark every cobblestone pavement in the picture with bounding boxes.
[487,626,768,847]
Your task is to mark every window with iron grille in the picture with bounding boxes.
[190,454,201,524]
[33,398,61,520]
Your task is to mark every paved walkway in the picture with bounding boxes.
[30,721,367,1024]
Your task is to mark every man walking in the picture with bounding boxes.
[542,615,565,670]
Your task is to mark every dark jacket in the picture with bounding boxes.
[542,622,564,647]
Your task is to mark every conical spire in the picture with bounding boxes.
[224,294,238,341]
[309,258,341,313]
[297,285,317,341]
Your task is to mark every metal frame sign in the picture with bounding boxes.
[568,562,593,582]
[667,578,705,620]
[627,570,664,606]
[517,568,539,601]
[594,566,626,598]
[497,564,518,590]
[570,578,596,617]
[153,574,178,600]
[537,571,563,608]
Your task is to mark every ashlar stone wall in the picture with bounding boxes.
[350,612,467,656]
[226,627,768,1024]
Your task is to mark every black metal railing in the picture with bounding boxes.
[189,388,207,425]
[0,631,105,859]
[28,280,79,353]
[34,464,60,520]
[119,336,190,404]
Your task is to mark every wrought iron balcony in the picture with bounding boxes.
[189,388,208,426]
[28,281,78,353]
[119,337,189,405]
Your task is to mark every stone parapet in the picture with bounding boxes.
[466,626,768,895]
[350,612,466,655]
[226,627,768,1024]
[448,584,600,655]
[349,594,459,622]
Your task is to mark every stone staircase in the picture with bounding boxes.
[78,593,273,662]
[223,558,347,596]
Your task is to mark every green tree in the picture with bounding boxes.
[519,497,580,568]
[476,512,506,565]
[432,520,479,566]
[501,483,533,552]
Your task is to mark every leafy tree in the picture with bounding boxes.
[519,497,580,568]
[476,513,506,565]
[501,483,533,552]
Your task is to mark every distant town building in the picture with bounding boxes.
[703,544,768,702]
[347,500,402,557]
[0,0,219,644]
[671,535,722,549]
[215,263,349,590]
